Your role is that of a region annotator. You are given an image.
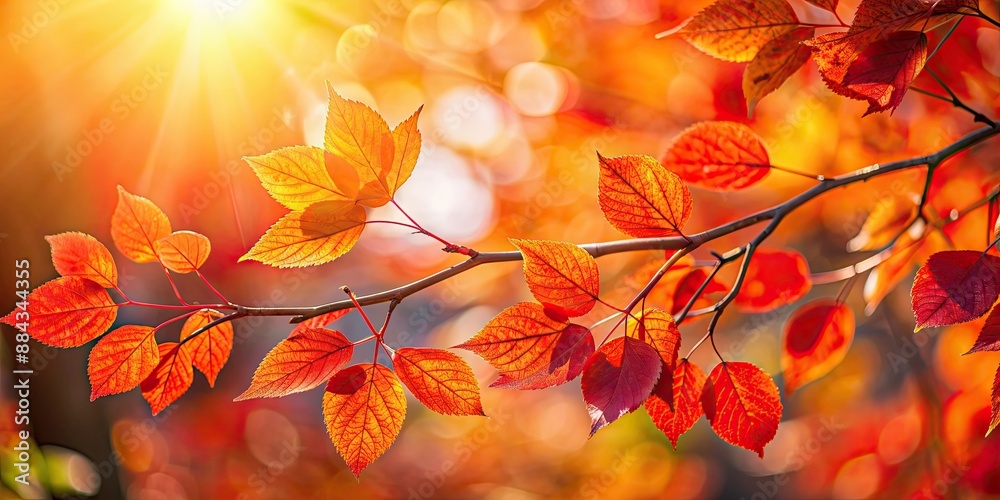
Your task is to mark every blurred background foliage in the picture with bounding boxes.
[0,0,999,498]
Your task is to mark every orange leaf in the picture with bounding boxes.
[735,249,812,313]
[488,324,594,390]
[662,122,772,191]
[323,363,406,477]
[849,0,975,41]
[234,326,353,400]
[847,195,918,252]
[911,250,1000,331]
[239,200,366,268]
[624,256,724,313]
[392,347,484,416]
[803,0,838,12]
[582,336,662,435]
[179,309,233,387]
[990,365,1000,436]
[244,145,357,210]
[743,28,814,116]
[664,0,799,62]
[702,361,782,457]
[457,302,592,388]
[805,32,872,102]
[626,308,682,370]
[1,276,117,347]
[781,299,856,394]
[863,226,947,315]
[45,232,118,288]
[387,106,422,196]
[111,186,172,264]
[672,268,728,315]
[644,359,707,449]
[597,153,693,238]
[297,309,351,329]
[141,342,194,415]
[88,325,158,400]
[841,31,927,116]
[324,83,395,207]
[511,238,600,318]
[155,231,211,274]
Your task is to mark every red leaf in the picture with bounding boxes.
[672,268,728,315]
[911,250,1000,331]
[235,327,353,400]
[803,0,837,12]
[841,31,927,116]
[489,323,594,390]
[781,299,856,394]
[179,310,234,387]
[662,122,772,190]
[141,342,194,415]
[1,276,118,348]
[323,363,406,477]
[743,28,814,116]
[626,308,682,370]
[735,249,812,313]
[702,361,782,457]
[990,365,1000,437]
[298,309,351,329]
[88,325,158,400]
[644,359,708,449]
[597,153,693,238]
[582,336,662,436]
[45,232,118,288]
[967,306,1000,353]
[511,238,600,318]
[392,348,485,416]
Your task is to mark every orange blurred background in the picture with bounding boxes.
[1,0,999,498]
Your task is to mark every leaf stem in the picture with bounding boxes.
[196,270,231,305]
[160,264,188,305]
[152,310,198,333]
[390,199,479,257]
[923,68,997,126]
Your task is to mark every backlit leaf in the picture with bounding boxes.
[735,249,812,313]
[781,299,856,394]
[626,308,682,370]
[702,361,782,457]
[297,309,352,329]
[488,325,594,390]
[664,0,799,62]
[849,0,976,41]
[179,309,233,387]
[141,342,194,415]
[392,347,485,416]
[45,232,118,288]
[841,31,927,116]
[88,325,158,400]
[967,306,1000,353]
[155,231,211,274]
[672,268,728,315]
[324,83,394,207]
[323,363,406,477]
[597,153,693,238]
[1,276,117,347]
[662,121,772,191]
[387,106,422,196]
[235,326,353,400]
[644,359,708,449]
[244,145,356,210]
[990,366,1000,436]
[911,250,1000,331]
[582,336,662,435]
[511,238,600,318]
[743,28,814,116]
[239,200,366,268]
[111,186,172,264]
[803,0,838,12]
[847,195,918,252]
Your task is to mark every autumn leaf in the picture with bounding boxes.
[624,256,724,314]
[457,302,593,389]
[297,309,352,329]
[743,28,814,116]
[323,363,406,477]
[155,231,211,274]
[644,359,708,449]
[847,195,918,252]
[111,186,172,264]
[240,200,366,268]
[990,365,1000,436]
[511,238,600,318]
[841,31,927,116]
[863,226,948,315]
[911,250,1000,331]
[663,0,800,62]
[626,308,682,370]
[597,153,693,238]
[392,347,485,416]
[244,145,358,210]
[45,232,118,288]
[235,326,353,400]
[324,83,395,207]
[672,268,728,315]
[179,309,233,387]
[805,32,872,102]
[781,299,856,394]
[662,122,772,191]
[387,106,422,196]
[88,325,158,400]
[849,0,976,41]
[1,276,117,347]
[141,342,194,415]
[735,249,812,313]
[803,0,838,12]
[967,306,1000,353]
[702,361,782,457]
[582,336,662,435]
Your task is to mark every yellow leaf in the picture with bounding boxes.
[324,83,394,207]
[244,146,357,210]
[239,200,366,268]
[387,106,422,196]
